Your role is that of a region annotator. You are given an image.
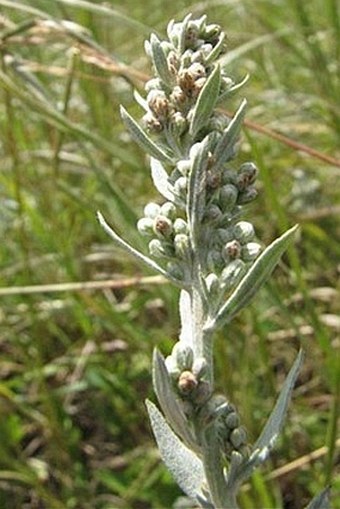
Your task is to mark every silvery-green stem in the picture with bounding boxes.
[198,424,238,509]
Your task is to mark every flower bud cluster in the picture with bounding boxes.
[165,343,212,408]
[198,394,250,461]
[142,15,231,143]
[135,15,262,293]
[137,201,191,280]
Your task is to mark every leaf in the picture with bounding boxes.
[120,106,173,163]
[97,211,184,287]
[213,99,247,170]
[133,89,149,111]
[217,74,249,103]
[150,33,173,85]
[146,399,205,500]
[187,137,210,251]
[152,349,198,451]
[234,350,304,485]
[205,32,226,65]
[178,13,192,54]
[208,225,299,330]
[189,65,221,138]
[150,157,174,201]
[305,487,331,509]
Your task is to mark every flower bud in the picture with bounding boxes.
[149,239,173,258]
[185,23,199,48]
[137,217,154,236]
[237,186,258,204]
[142,112,163,133]
[205,273,220,295]
[222,240,241,262]
[170,112,187,136]
[144,202,161,219]
[160,201,177,220]
[173,177,187,199]
[170,86,188,110]
[237,162,258,191]
[221,259,246,289]
[241,242,261,262]
[204,204,222,223]
[204,23,221,40]
[230,426,248,449]
[153,215,173,238]
[230,450,243,467]
[176,159,191,176]
[145,78,163,91]
[167,50,180,76]
[174,233,190,259]
[147,90,170,120]
[222,169,237,185]
[173,218,188,234]
[172,343,194,371]
[206,169,221,190]
[225,411,240,430]
[207,249,224,272]
[178,370,198,395]
[219,184,238,212]
[188,62,206,80]
[192,380,213,406]
[216,227,234,245]
[233,221,255,243]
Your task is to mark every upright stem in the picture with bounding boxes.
[195,422,239,509]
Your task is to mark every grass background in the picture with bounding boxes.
[0,0,339,508]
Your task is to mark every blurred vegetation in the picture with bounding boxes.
[0,0,339,508]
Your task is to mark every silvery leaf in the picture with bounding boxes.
[232,350,304,485]
[120,106,172,163]
[205,32,226,65]
[146,399,205,500]
[97,211,183,286]
[133,89,149,112]
[189,65,221,139]
[178,13,192,54]
[150,157,174,201]
[152,348,198,451]
[218,74,249,103]
[150,33,174,85]
[305,487,331,509]
[213,99,247,170]
[187,136,210,251]
[209,225,299,330]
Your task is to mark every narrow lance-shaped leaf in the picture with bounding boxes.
[305,487,331,509]
[207,224,299,331]
[146,399,205,501]
[150,157,175,201]
[232,350,304,486]
[205,32,226,65]
[152,349,198,451]
[178,13,192,54]
[189,65,221,138]
[217,74,249,103]
[120,106,173,163]
[150,33,174,85]
[213,98,247,170]
[187,137,209,252]
[97,212,185,288]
